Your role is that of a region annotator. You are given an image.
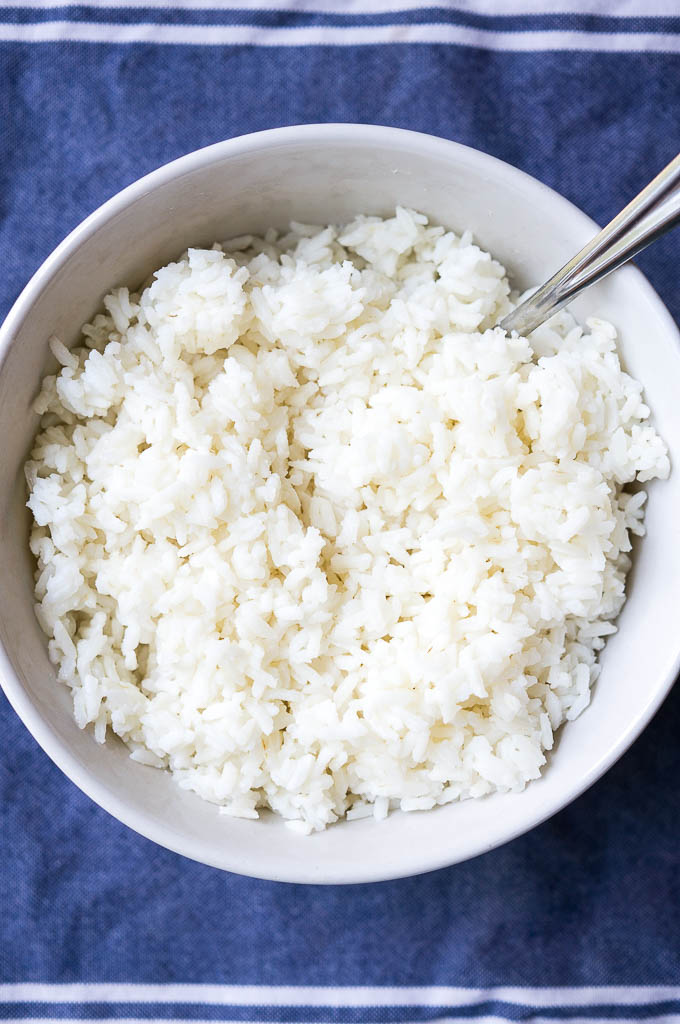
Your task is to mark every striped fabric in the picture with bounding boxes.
[1,2,679,1019]
[5,986,680,1022]
[0,1,679,49]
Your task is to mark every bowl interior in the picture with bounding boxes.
[1,126,680,883]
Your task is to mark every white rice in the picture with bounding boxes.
[25,208,670,833]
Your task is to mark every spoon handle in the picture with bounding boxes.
[500,152,680,336]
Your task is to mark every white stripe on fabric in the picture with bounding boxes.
[0,0,679,15]
[8,1018,680,1024]
[1,19,680,48]
[3,985,680,1007]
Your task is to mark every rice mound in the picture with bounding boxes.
[26,208,670,833]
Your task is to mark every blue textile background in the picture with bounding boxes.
[1,11,680,999]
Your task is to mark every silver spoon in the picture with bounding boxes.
[500,152,680,336]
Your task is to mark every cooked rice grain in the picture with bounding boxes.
[26,208,669,831]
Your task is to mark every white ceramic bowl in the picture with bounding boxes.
[1,124,679,884]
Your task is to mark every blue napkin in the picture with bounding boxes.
[2,4,680,1020]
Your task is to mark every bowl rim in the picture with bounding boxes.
[1,122,679,883]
